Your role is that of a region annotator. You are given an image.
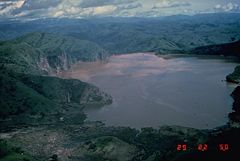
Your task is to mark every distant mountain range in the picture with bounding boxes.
[0,13,240,161]
[1,13,240,124]
[0,13,240,54]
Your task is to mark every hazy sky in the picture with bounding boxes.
[0,0,239,19]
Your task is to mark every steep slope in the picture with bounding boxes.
[0,68,112,128]
[16,32,108,61]
[190,40,240,57]
[0,32,108,74]
[0,69,57,118]
[0,41,45,74]
[0,33,112,128]
[226,66,240,83]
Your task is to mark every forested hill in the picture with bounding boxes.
[0,32,112,128]
[0,13,240,54]
[191,40,240,57]
[0,32,108,74]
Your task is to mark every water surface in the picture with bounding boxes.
[61,53,238,129]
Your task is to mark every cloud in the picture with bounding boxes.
[0,0,62,18]
[0,0,239,19]
[0,0,25,16]
[117,2,142,10]
[49,1,119,18]
[11,0,62,17]
[214,2,239,12]
[153,0,191,9]
[93,5,117,15]
[22,0,61,10]
[49,0,141,18]
[80,0,137,8]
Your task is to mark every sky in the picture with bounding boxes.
[0,0,239,19]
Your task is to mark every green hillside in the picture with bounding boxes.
[190,40,240,57]
[0,33,108,74]
[0,33,112,128]
[0,68,112,128]
[227,66,240,84]
[15,32,108,61]
[1,14,240,55]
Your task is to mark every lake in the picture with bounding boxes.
[60,53,239,129]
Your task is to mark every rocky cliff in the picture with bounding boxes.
[0,33,112,127]
[0,32,109,74]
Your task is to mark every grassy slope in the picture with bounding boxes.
[1,14,240,55]
[0,41,42,74]
[15,32,108,61]
[0,69,57,119]
[57,14,240,54]
[0,19,239,160]
[0,33,108,74]
[0,33,112,128]
[0,68,112,127]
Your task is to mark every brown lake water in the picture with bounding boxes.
[60,53,239,129]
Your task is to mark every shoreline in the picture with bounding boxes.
[1,53,240,161]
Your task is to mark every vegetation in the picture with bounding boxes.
[229,86,240,122]
[0,13,240,54]
[0,31,112,160]
[0,68,57,119]
[0,68,111,128]
[0,123,208,161]
[15,32,108,61]
[0,139,36,161]
[0,33,112,128]
[226,66,240,84]
[191,40,240,57]
[0,13,240,161]
[0,33,108,74]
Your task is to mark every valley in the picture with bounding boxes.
[0,13,240,161]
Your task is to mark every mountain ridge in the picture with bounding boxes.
[1,13,240,54]
[0,33,112,127]
[0,32,109,74]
